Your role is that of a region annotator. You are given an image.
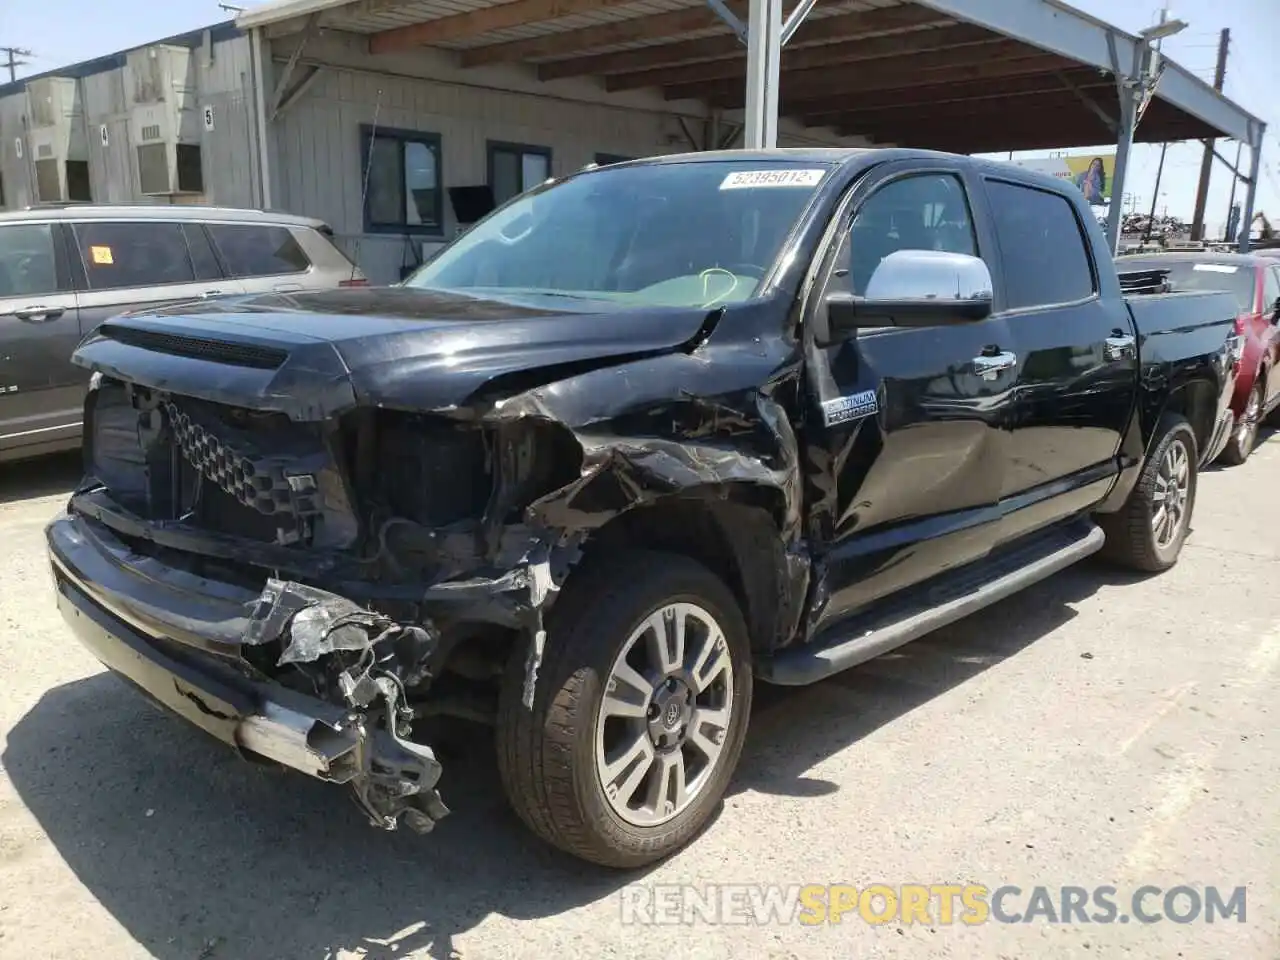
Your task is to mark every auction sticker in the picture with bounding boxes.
[90,245,114,265]
[720,168,826,189]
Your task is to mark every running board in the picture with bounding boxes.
[758,520,1106,686]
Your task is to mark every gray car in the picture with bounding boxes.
[0,204,367,463]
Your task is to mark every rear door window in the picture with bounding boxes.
[984,180,1097,309]
[0,223,63,297]
[73,221,196,290]
[208,224,311,278]
[1263,265,1280,313]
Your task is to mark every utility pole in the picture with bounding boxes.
[1224,139,1244,240]
[1190,27,1229,240]
[1,47,32,83]
[1145,141,1169,244]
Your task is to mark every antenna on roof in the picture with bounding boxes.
[217,3,245,12]
[348,88,384,285]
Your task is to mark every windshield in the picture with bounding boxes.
[405,160,832,308]
[1120,258,1257,313]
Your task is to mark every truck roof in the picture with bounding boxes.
[615,147,1077,195]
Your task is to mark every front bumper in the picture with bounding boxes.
[46,511,448,832]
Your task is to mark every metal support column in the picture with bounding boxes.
[1105,92,1135,253]
[743,0,782,149]
[1238,120,1267,252]
[1104,13,1183,253]
[250,26,274,210]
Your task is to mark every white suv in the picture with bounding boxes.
[0,204,368,462]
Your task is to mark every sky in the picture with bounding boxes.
[2,0,1277,236]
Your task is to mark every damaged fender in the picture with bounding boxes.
[446,321,813,699]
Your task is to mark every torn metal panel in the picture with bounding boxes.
[244,578,438,692]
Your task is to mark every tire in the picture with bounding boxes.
[1097,415,1198,573]
[496,549,753,868]
[1218,380,1264,465]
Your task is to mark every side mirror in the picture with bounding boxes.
[821,249,994,343]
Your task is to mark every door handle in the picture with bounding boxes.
[273,283,304,293]
[1104,332,1137,361]
[14,306,64,324]
[201,289,224,298]
[972,350,1017,380]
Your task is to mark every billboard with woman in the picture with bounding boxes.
[1008,154,1115,204]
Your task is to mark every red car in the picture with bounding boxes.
[1117,252,1280,464]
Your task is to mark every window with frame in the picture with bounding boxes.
[208,224,310,278]
[489,141,551,207]
[73,221,197,290]
[1263,265,1280,314]
[985,179,1097,310]
[362,126,443,234]
[0,224,60,298]
[838,173,979,296]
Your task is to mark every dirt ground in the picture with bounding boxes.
[0,445,1276,960]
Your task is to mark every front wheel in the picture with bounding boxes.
[496,549,753,868]
[1097,415,1198,572]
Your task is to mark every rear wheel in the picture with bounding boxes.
[496,549,752,867]
[1098,415,1197,572]
[1219,381,1264,465]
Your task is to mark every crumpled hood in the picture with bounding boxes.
[72,286,713,418]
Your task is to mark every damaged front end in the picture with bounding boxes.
[57,373,587,833]
[54,298,809,836]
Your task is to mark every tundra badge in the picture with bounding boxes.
[821,389,879,427]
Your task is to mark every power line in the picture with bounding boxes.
[0,46,32,83]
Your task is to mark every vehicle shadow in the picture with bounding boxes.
[734,559,1120,799]
[2,560,1128,959]
[0,451,80,506]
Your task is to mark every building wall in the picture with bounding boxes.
[0,30,256,212]
[272,70,683,283]
[2,21,855,289]
[0,93,34,208]
[266,30,851,284]
[191,34,260,209]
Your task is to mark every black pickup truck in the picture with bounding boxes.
[47,149,1241,868]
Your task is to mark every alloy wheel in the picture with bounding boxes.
[594,602,735,827]
[1237,386,1262,458]
[1151,437,1191,549]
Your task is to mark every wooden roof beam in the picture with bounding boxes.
[536,4,946,80]
[809,91,1112,131]
[800,72,1114,125]
[370,0,635,54]
[459,6,728,68]
[606,24,997,92]
[676,52,1077,108]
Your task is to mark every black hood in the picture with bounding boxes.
[74,287,715,418]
